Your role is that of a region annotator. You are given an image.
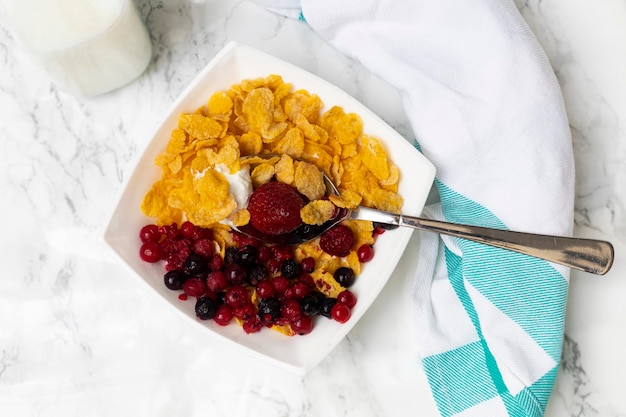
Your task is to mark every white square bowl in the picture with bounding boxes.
[103,41,436,375]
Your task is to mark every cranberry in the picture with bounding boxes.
[281,299,302,321]
[291,316,313,335]
[271,276,289,294]
[283,286,295,299]
[233,301,256,320]
[183,277,206,298]
[180,221,196,238]
[243,316,263,334]
[337,290,357,309]
[224,263,247,286]
[357,244,374,263]
[206,271,228,292]
[225,285,249,308]
[139,241,163,263]
[213,305,233,326]
[331,303,351,323]
[300,257,315,273]
[320,224,355,257]
[255,281,274,298]
[139,224,161,243]
[292,281,310,299]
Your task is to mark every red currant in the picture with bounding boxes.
[233,301,256,320]
[225,285,249,308]
[357,244,374,263]
[213,305,233,326]
[271,276,289,294]
[301,257,315,273]
[281,299,302,321]
[337,290,357,309]
[243,316,263,334]
[291,316,313,335]
[255,281,274,298]
[292,281,310,299]
[283,286,295,299]
[331,303,351,323]
[224,263,247,286]
[180,221,196,238]
[139,224,161,243]
[139,241,163,263]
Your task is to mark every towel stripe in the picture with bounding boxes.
[423,341,499,417]
[437,182,567,362]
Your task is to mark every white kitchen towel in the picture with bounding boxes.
[253,1,575,416]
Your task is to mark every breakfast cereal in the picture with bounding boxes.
[138,74,404,336]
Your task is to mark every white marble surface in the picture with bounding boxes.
[0,0,624,416]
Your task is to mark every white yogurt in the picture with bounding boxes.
[214,164,253,210]
[0,0,152,96]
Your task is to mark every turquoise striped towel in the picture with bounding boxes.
[253,1,574,416]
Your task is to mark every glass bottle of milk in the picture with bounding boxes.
[0,0,152,97]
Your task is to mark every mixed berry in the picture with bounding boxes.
[137,217,395,336]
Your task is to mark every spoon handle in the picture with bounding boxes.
[355,207,614,275]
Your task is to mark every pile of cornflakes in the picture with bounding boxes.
[142,74,402,229]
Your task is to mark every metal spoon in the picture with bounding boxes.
[235,155,614,275]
